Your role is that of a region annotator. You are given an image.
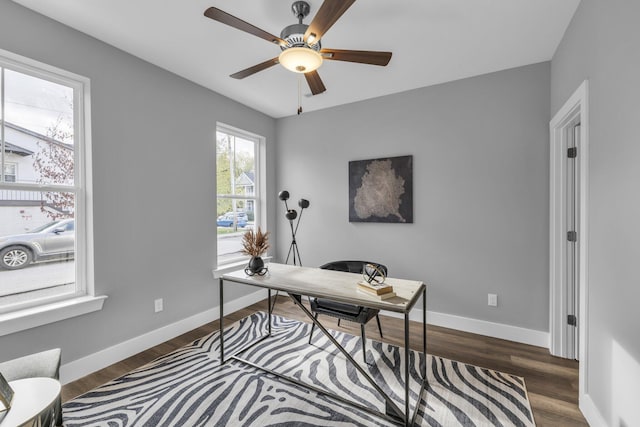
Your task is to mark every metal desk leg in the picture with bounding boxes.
[410,287,429,426]
[423,287,427,379]
[404,312,410,426]
[270,290,278,312]
[268,289,272,336]
[219,277,225,365]
[288,293,405,421]
[218,278,272,367]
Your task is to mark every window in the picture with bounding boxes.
[216,124,265,266]
[0,48,94,318]
[3,162,16,182]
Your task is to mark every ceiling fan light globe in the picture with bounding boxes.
[279,47,323,73]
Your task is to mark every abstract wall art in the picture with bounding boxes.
[348,155,413,223]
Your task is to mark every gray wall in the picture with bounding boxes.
[0,0,277,363]
[275,62,551,332]
[10,4,635,422]
[551,0,640,424]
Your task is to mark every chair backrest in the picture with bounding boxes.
[0,348,61,382]
[319,260,388,276]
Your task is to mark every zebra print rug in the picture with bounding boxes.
[63,312,535,426]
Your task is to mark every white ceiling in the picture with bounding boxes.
[12,0,580,118]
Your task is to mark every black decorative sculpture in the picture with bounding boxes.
[272,190,310,310]
[278,190,310,266]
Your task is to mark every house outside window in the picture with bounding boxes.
[216,124,265,266]
[0,48,94,320]
[3,162,16,182]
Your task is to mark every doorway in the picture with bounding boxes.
[549,81,589,387]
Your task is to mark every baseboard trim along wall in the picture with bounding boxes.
[60,289,269,384]
[381,309,550,349]
[580,394,608,427]
[61,293,549,384]
[429,310,549,348]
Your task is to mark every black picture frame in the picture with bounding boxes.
[0,372,14,411]
[349,155,413,223]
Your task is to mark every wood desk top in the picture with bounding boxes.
[222,263,425,313]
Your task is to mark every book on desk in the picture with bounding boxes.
[357,281,396,300]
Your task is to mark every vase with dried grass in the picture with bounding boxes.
[242,227,270,276]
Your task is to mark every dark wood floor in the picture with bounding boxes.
[63,296,588,426]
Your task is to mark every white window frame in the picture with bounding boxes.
[3,162,16,182]
[0,48,105,336]
[215,123,267,268]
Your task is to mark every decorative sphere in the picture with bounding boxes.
[298,198,310,209]
[363,264,386,284]
[278,190,290,201]
[285,209,298,220]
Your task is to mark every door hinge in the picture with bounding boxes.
[567,231,577,242]
[568,147,577,158]
[568,314,577,326]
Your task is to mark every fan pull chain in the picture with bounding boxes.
[297,74,303,115]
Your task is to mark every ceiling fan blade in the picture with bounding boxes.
[204,7,286,47]
[304,0,356,43]
[304,71,327,95]
[320,49,392,66]
[230,57,280,79]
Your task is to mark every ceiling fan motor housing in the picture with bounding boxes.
[280,23,321,51]
[280,1,320,52]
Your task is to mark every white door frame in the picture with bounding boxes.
[549,80,589,394]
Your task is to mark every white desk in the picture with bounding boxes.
[0,378,60,427]
[220,263,427,426]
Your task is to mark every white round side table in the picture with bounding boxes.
[0,378,61,427]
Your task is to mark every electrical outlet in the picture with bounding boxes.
[154,298,163,313]
[488,294,498,307]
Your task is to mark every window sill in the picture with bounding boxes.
[213,256,273,279]
[0,295,107,337]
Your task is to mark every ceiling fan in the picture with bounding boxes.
[203,0,392,97]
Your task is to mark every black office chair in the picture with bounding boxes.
[309,261,387,363]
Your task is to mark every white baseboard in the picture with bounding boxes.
[381,309,549,348]
[60,289,268,384]
[61,292,549,384]
[428,310,550,348]
[580,393,608,427]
